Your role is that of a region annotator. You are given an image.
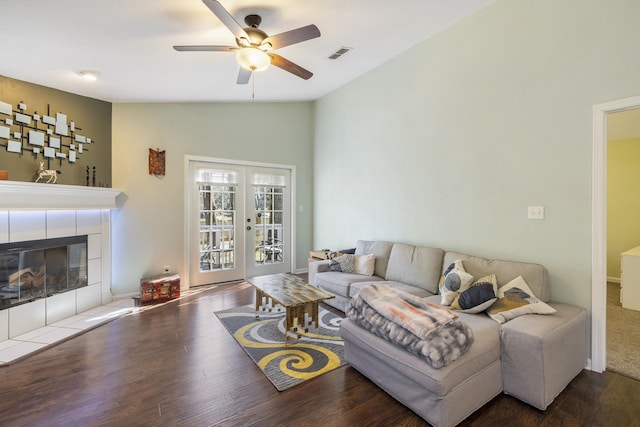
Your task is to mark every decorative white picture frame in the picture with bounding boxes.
[0,101,12,116]
[7,140,21,153]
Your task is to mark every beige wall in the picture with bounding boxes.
[608,138,640,279]
[111,102,313,294]
[0,75,111,186]
[313,0,640,363]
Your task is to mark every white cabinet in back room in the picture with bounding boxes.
[620,245,640,311]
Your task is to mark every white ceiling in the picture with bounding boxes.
[1,0,494,103]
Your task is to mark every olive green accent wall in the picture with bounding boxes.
[607,138,640,279]
[0,75,112,186]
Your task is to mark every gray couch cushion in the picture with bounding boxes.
[341,314,502,427]
[315,272,384,298]
[385,243,444,293]
[443,251,550,302]
[343,295,501,397]
[355,240,394,278]
[349,281,435,299]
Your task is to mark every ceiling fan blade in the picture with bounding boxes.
[202,0,249,42]
[173,45,236,52]
[268,53,313,80]
[262,24,320,50]
[237,67,251,85]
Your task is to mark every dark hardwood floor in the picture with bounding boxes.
[1,281,639,427]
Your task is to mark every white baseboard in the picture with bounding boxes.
[113,291,140,299]
[585,358,594,372]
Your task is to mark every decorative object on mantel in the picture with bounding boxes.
[0,98,94,166]
[85,165,100,186]
[0,170,7,180]
[34,161,60,183]
[149,148,166,176]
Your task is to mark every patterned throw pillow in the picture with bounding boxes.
[339,254,357,273]
[328,254,356,274]
[438,260,474,305]
[451,274,498,313]
[328,258,342,272]
[486,275,556,323]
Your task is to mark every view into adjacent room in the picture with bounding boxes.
[606,108,640,380]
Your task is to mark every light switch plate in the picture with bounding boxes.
[528,206,545,219]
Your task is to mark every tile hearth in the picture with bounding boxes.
[0,297,135,365]
[1,181,124,361]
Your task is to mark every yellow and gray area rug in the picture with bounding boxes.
[215,305,346,391]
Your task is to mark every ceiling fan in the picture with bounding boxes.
[174,0,321,84]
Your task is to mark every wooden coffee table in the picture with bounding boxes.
[246,273,335,342]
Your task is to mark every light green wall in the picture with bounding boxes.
[314,0,640,331]
[111,102,313,294]
[607,138,640,279]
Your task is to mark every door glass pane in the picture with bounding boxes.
[253,186,284,266]
[199,184,236,272]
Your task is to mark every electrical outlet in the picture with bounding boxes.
[163,265,170,273]
[527,206,545,220]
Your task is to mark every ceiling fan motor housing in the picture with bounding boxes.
[238,27,268,46]
[244,14,262,28]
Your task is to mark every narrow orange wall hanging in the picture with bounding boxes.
[148,148,166,176]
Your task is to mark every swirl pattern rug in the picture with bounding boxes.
[215,305,346,391]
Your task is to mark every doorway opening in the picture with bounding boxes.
[592,94,640,372]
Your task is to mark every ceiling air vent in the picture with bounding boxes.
[328,47,352,60]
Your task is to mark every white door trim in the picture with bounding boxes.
[183,155,297,288]
[591,94,640,372]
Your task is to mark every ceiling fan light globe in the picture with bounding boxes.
[236,47,270,72]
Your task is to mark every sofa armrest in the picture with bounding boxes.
[308,259,331,286]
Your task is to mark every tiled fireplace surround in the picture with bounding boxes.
[0,181,122,346]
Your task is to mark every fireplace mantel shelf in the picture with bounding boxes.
[0,181,122,210]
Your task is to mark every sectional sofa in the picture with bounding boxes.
[308,240,587,427]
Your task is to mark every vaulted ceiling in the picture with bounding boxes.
[1,0,494,102]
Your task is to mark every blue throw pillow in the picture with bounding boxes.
[451,274,498,313]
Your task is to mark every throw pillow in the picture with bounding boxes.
[354,253,376,276]
[438,260,474,305]
[328,258,342,272]
[450,274,498,313]
[486,275,556,323]
[329,254,356,274]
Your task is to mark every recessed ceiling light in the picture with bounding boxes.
[79,70,99,81]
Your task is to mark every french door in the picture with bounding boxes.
[188,160,292,286]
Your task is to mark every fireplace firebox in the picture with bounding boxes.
[0,235,88,310]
